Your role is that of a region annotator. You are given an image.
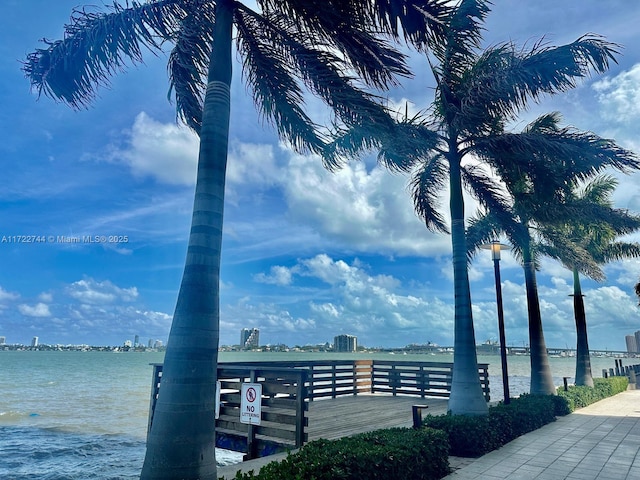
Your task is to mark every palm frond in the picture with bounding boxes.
[377,121,443,172]
[258,0,413,89]
[237,5,407,159]
[465,211,504,263]
[168,3,216,133]
[409,154,450,233]
[371,0,452,51]
[434,0,490,63]
[578,174,617,206]
[598,242,640,264]
[23,0,187,109]
[538,228,605,281]
[456,35,621,134]
[234,7,326,155]
[473,125,640,191]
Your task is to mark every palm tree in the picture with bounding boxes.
[325,0,634,412]
[539,175,640,386]
[23,1,450,478]
[467,114,640,395]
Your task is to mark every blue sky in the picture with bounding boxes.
[1,1,640,350]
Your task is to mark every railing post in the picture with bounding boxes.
[352,361,357,396]
[295,369,307,448]
[369,360,375,394]
[245,369,258,460]
[331,363,337,398]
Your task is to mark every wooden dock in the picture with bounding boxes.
[217,393,451,479]
[306,393,449,440]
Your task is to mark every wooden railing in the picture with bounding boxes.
[233,359,491,402]
[148,364,308,459]
[147,359,490,459]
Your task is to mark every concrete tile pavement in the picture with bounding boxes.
[444,389,640,480]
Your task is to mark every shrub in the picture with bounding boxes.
[557,376,628,412]
[423,394,558,457]
[226,427,450,480]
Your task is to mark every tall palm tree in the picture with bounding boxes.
[467,113,638,394]
[539,175,640,386]
[467,114,640,395]
[325,0,634,413]
[23,1,450,478]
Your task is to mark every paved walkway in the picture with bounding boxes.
[444,389,640,480]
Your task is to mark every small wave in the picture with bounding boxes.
[0,427,145,479]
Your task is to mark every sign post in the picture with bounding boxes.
[240,383,262,426]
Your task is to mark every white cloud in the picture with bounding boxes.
[18,303,51,317]
[112,115,457,257]
[244,254,454,346]
[38,292,53,302]
[66,278,139,305]
[283,153,450,255]
[593,64,640,123]
[254,265,294,286]
[113,112,199,185]
[0,286,19,303]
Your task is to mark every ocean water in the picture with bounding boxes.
[0,350,629,479]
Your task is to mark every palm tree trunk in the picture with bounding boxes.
[447,149,488,415]
[573,268,594,387]
[141,1,234,478]
[522,245,556,395]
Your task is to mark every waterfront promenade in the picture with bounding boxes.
[444,389,640,480]
[218,389,640,480]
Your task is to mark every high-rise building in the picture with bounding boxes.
[241,328,260,349]
[635,331,640,354]
[626,335,638,354]
[0,336,5,345]
[31,336,39,347]
[334,334,357,352]
[134,335,140,347]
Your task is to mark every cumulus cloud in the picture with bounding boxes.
[112,114,457,257]
[112,112,199,185]
[254,265,294,286]
[593,64,640,123]
[66,278,139,305]
[0,286,19,303]
[283,152,449,256]
[38,292,53,302]
[245,254,455,346]
[18,303,51,317]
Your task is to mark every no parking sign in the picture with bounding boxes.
[240,383,262,425]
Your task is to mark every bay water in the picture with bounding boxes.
[0,350,628,479]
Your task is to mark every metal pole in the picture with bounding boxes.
[493,257,510,404]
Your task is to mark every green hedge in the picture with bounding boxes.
[225,427,450,480]
[422,394,558,457]
[422,376,628,457]
[557,377,628,412]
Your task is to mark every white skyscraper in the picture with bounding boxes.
[31,336,39,347]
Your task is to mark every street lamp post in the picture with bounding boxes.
[481,241,511,404]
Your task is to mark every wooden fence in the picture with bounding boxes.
[233,359,490,401]
[148,363,308,460]
[147,359,490,459]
